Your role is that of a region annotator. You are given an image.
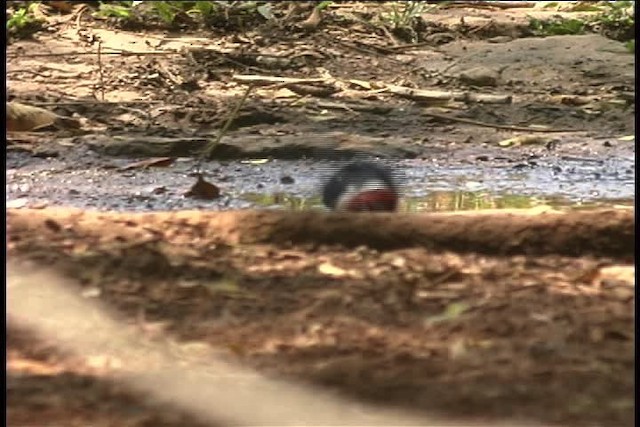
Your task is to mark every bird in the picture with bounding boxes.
[322,161,399,212]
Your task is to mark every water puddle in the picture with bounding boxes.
[6,156,635,212]
[243,191,634,213]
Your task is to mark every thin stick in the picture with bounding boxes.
[199,84,254,163]
[97,40,105,102]
[7,50,180,58]
[31,101,163,107]
[423,111,583,133]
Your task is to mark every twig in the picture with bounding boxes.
[199,84,254,162]
[74,4,89,29]
[188,47,269,72]
[31,101,162,107]
[317,33,400,59]
[467,20,496,35]
[96,40,105,102]
[439,1,536,10]
[156,61,183,86]
[232,75,328,85]
[423,111,583,133]
[7,50,181,59]
[379,24,401,47]
[6,69,51,77]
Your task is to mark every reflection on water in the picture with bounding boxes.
[7,154,634,212]
[242,191,634,212]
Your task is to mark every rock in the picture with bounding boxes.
[458,66,501,87]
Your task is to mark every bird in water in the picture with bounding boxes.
[322,161,399,212]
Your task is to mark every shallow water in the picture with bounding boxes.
[6,155,635,212]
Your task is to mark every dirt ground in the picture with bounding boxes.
[5,2,636,427]
[7,206,635,426]
[6,2,634,161]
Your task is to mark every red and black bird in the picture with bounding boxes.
[322,161,399,212]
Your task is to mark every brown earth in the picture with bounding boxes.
[6,2,635,161]
[5,2,636,427]
[7,206,635,427]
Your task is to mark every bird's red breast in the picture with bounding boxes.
[338,188,398,212]
[322,161,399,212]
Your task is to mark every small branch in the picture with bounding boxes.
[439,1,536,10]
[232,74,328,85]
[379,24,401,47]
[200,84,254,160]
[423,111,583,133]
[96,40,105,102]
[386,41,445,52]
[30,101,162,107]
[7,50,181,59]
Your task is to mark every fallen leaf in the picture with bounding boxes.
[272,88,298,98]
[85,354,123,371]
[448,339,468,359]
[280,175,295,184]
[226,342,248,357]
[589,327,605,343]
[203,279,243,295]
[56,140,77,147]
[618,135,635,141]
[121,157,175,170]
[7,102,81,132]
[390,256,406,268]
[177,279,201,289]
[444,302,468,317]
[81,287,102,298]
[595,265,634,286]
[425,302,469,324]
[498,135,553,147]
[177,342,214,358]
[349,79,372,90]
[555,95,592,106]
[44,219,62,232]
[240,159,270,165]
[7,198,29,209]
[463,181,484,191]
[256,3,274,20]
[300,5,322,30]
[318,262,348,278]
[185,174,221,200]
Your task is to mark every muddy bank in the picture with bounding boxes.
[7,207,634,258]
[7,206,634,427]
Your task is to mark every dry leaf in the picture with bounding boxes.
[300,6,322,30]
[318,262,348,278]
[498,135,552,147]
[85,354,123,371]
[595,265,634,286]
[81,287,102,298]
[271,88,298,98]
[448,339,468,359]
[617,135,635,141]
[348,79,373,90]
[425,302,469,324]
[121,157,175,170]
[7,102,81,132]
[185,174,221,200]
[7,198,29,209]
